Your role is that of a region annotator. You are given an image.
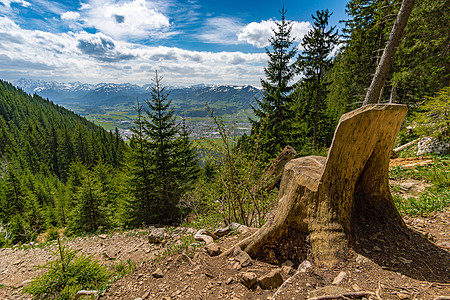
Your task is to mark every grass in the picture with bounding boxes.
[390,155,449,216]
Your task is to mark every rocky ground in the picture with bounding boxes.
[0,158,449,300]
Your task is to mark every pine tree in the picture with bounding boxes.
[127,99,153,225]
[175,118,200,190]
[144,72,180,223]
[297,9,338,151]
[251,6,298,159]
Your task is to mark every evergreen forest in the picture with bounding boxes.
[0,0,449,247]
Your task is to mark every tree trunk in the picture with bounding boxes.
[223,104,408,267]
[363,0,415,106]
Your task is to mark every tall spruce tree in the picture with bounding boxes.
[145,72,180,223]
[127,99,153,225]
[251,6,297,159]
[129,72,197,225]
[296,9,338,151]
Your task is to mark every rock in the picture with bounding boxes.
[297,260,312,272]
[258,269,283,290]
[205,244,222,256]
[148,228,168,244]
[225,277,233,285]
[373,246,382,252]
[399,182,415,191]
[309,286,347,298]
[234,250,252,267]
[229,222,242,230]
[98,234,108,239]
[396,292,411,299]
[356,254,371,264]
[282,259,294,267]
[332,271,346,285]
[152,268,164,278]
[397,256,412,264]
[12,259,22,265]
[281,265,294,275]
[241,272,257,288]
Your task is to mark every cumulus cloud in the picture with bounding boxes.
[0,16,267,86]
[238,19,311,48]
[61,11,81,21]
[82,0,171,40]
[198,17,311,48]
[76,32,136,62]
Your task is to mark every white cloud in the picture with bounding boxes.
[61,11,81,21]
[238,19,311,48]
[0,0,30,8]
[198,17,311,48]
[82,0,171,40]
[0,16,267,86]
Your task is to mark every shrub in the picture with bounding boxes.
[23,238,111,300]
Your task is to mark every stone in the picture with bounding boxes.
[148,228,168,244]
[258,269,283,290]
[152,268,164,278]
[205,244,222,256]
[241,272,257,288]
[225,277,233,285]
[297,260,312,272]
[309,286,347,298]
[282,259,294,267]
[234,250,252,267]
[396,292,411,299]
[281,265,294,275]
[355,254,371,264]
[332,271,346,285]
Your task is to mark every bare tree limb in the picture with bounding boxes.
[363,0,415,106]
[73,290,98,300]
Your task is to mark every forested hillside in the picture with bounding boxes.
[0,80,127,245]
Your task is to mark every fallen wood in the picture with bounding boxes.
[393,139,418,154]
[308,291,375,300]
[194,229,217,244]
[260,146,297,191]
[73,290,98,300]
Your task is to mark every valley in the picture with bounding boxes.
[14,79,261,140]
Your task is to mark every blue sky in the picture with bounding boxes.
[0,0,348,86]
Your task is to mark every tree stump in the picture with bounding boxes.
[224,104,408,267]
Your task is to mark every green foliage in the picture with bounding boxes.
[0,80,127,245]
[391,155,449,216]
[23,239,111,299]
[412,86,450,141]
[112,259,136,280]
[250,7,298,159]
[187,107,278,228]
[294,9,338,151]
[127,72,199,226]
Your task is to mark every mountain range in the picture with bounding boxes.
[13,79,262,116]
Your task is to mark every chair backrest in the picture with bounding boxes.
[320,104,408,216]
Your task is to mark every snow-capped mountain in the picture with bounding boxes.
[13,79,262,112]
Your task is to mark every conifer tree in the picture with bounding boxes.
[175,118,200,190]
[251,6,297,159]
[127,99,153,225]
[297,9,338,151]
[144,72,180,223]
